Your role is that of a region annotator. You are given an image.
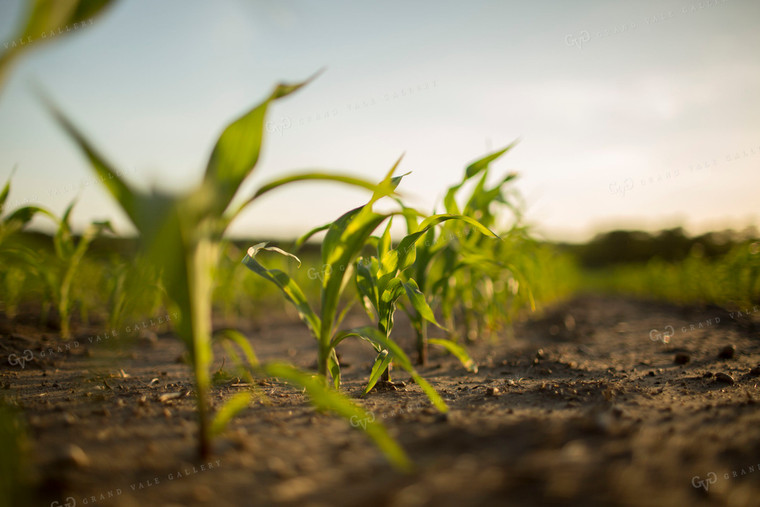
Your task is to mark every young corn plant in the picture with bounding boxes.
[0,171,54,247]
[434,142,535,342]
[243,162,406,388]
[26,200,113,339]
[104,253,165,331]
[41,76,390,459]
[351,213,487,391]
[0,172,57,318]
[243,169,494,405]
[396,211,486,368]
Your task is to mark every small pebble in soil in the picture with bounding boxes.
[536,349,546,360]
[703,372,714,378]
[674,353,690,365]
[434,412,449,423]
[718,344,736,359]
[486,386,501,397]
[715,372,734,384]
[750,366,760,377]
[63,444,90,468]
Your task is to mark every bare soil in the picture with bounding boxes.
[2,294,760,507]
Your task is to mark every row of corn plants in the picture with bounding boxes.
[0,0,557,465]
[40,75,415,467]
[34,68,556,468]
[583,241,760,309]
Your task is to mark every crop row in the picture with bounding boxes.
[0,74,578,469]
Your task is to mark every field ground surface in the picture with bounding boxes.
[2,294,760,507]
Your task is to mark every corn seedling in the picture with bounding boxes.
[41,75,387,458]
[35,200,113,339]
[396,210,486,368]
[243,165,493,409]
[105,253,165,331]
[0,173,58,318]
[433,143,535,342]
[352,212,488,391]
[0,171,54,248]
[10,199,113,337]
[244,162,408,384]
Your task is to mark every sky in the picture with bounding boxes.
[0,0,758,242]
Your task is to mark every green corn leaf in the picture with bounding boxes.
[214,329,259,368]
[441,142,518,214]
[53,200,75,259]
[378,248,399,277]
[463,171,489,216]
[464,140,518,179]
[210,392,252,437]
[328,349,341,390]
[3,205,55,228]
[313,158,408,342]
[380,276,404,304]
[320,206,391,342]
[264,362,412,472]
[0,0,117,90]
[242,243,321,337]
[367,155,406,206]
[39,95,143,227]
[0,171,13,213]
[428,338,478,373]
[294,222,331,250]
[354,259,379,315]
[219,341,253,384]
[204,75,319,215]
[417,214,498,240]
[334,326,448,413]
[396,214,499,272]
[378,218,393,259]
[442,183,463,215]
[249,173,380,209]
[402,279,443,329]
[365,349,393,394]
[16,0,115,41]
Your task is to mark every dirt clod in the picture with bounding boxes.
[673,352,690,365]
[718,344,736,359]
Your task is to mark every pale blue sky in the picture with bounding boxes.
[1,0,758,241]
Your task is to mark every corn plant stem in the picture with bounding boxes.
[317,301,336,383]
[58,254,77,340]
[187,240,217,458]
[317,341,330,380]
[379,322,392,382]
[416,319,428,366]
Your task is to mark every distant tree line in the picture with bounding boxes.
[559,227,758,268]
